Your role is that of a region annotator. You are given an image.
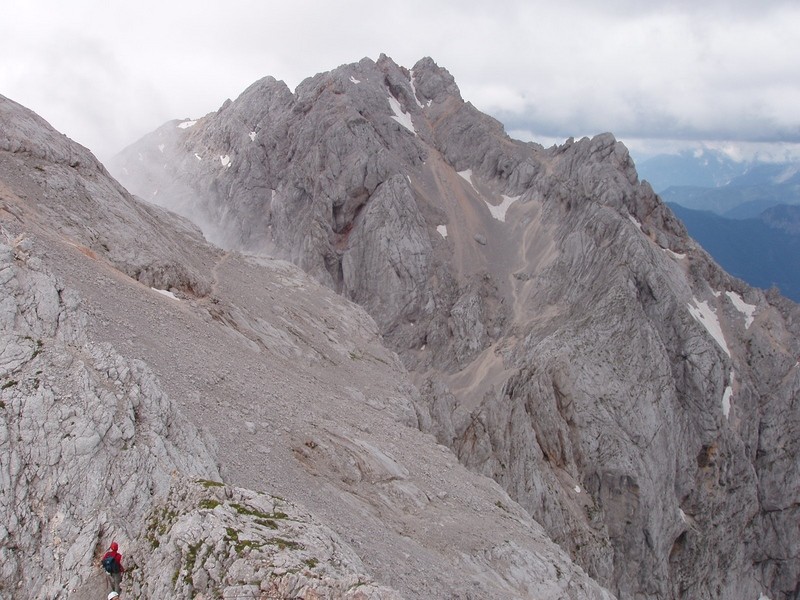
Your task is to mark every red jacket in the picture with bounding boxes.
[101,550,124,573]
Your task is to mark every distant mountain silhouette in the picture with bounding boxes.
[669,202,800,301]
[638,150,800,218]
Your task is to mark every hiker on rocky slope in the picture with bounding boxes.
[100,542,125,594]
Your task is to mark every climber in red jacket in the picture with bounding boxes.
[100,541,125,593]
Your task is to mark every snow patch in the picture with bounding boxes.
[437,225,448,238]
[712,290,721,297]
[157,144,165,153]
[194,153,202,161]
[220,155,231,168]
[387,96,416,134]
[152,288,179,300]
[486,195,519,222]
[722,385,733,418]
[249,131,256,142]
[574,485,581,494]
[177,119,197,129]
[679,509,687,523]
[759,594,773,600]
[726,291,756,328]
[458,169,478,192]
[350,75,360,84]
[628,215,642,230]
[665,249,686,260]
[409,70,425,108]
[688,298,730,356]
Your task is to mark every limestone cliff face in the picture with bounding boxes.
[0,237,220,599]
[112,56,800,600]
[1,93,614,599]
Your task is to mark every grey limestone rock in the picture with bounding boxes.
[342,174,433,330]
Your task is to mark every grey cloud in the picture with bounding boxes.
[1,0,798,161]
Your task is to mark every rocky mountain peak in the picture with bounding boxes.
[2,86,619,599]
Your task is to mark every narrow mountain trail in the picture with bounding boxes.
[208,249,232,296]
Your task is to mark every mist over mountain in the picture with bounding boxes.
[637,150,750,193]
[2,54,799,600]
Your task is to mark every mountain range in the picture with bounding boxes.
[2,55,799,600]
[637,150,800,301]
[668,203,800,302]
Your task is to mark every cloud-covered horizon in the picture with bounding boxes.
[3,0,799,163]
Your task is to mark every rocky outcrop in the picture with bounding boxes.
[112,56,800,600]
[131,479,404,599]
[0,236,219,599]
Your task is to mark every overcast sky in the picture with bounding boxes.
[3,0,800,163]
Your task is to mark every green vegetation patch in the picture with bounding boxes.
[231,503,270,519]
[234,539,264,554]
[199,499,221,510]
[224,527,239,543]
[267,537,302,551]
[183,540,203,585]
[254,518,278,530]
[231,503,289,521]
[223,526,263,554]
[145,505,179,549]
[196,479,224,488]
[23,337,44,359]
[2,380,17,390]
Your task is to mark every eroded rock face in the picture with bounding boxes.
[0,239,219,599]
[112,55,800,600]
